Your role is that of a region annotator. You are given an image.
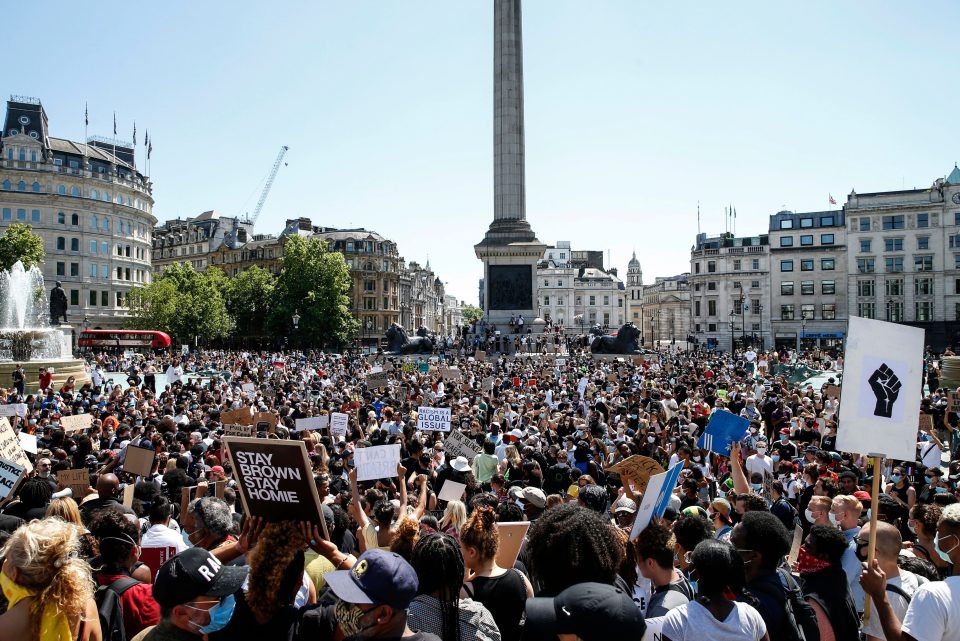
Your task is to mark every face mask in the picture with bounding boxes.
[907,520,916,534]
[647,436,655,444]
[796,545,832,575]
[749,427,757,434]
[935,532,958,563]
[780,435,788,443]
[693,456,702,463]
[804,508,816,523]
[181,528,196,548]
[771,454,781,463]
[924,476,934,485]
[335,599,375,639]
[186,594,235,634]
[936,486,949,494]
[890,474,902,484]
[828,512,839,526]
[751,483,762,491]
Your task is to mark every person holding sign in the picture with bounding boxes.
[350,464,419,553]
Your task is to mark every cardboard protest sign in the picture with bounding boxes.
[295,416,330,432]
[948,390,960,414]
[445,430,482,461]
[441,368,462,382]
[919,413,935,433]
[0,404,27,417]
[354,444,401,482]
[221,407,253,425]
[223,437,328,536]
[223,424,256,438]
[475,350,487,361]
[836,316,924,461]
[482,376,495,391]
[366,371,390,389]
[0,458,25,500]
[696,411,750,457]
[0,418,31,472]
[58,468,91,499]
[330,412,349,437]
[630,463,683,540]
[417,406,451,432]
[124,445,156,477]
[60,413,93,433]
[122,483,135,508]
[606,455,665,493]
[253,411,279,433]
[438,480,466,503]
[17,432,36,454]
[494,521,530,568]
[823,384,842,399]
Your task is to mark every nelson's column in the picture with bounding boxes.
[475,0,546,328]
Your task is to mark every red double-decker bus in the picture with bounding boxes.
[78,330,172,350]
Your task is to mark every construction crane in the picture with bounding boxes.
[243,145,289,227]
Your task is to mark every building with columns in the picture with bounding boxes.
[626,251,643,325]
[153,210,252,275]
[537,241,575,327]
[641,274,691,347]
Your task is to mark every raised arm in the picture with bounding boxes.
[730,441,750,495]
[348,467,370,529]
[413,474,428,520]
[397,463,408,512]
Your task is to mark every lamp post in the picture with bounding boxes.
[366,318,373,354]
[292,311,300,350]
[728,310,736,353]
[650,315,656,349]
[758,304,764,351]
[798,317,807,353]
[742,301,747,349]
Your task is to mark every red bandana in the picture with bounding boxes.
[796,546,831,575]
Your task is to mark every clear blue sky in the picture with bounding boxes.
[10,1,960,305]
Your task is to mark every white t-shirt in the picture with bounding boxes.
[660,600,766,641]
[902,575,960,641]
[863,570,922,640]
[920,440,943,469]
[745,453,774,478]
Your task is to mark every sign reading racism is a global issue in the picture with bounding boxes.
[417,406,451,432]
[223,437,328,538]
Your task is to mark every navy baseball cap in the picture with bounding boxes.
[526,582,646,641]
[324,549,418,610]
[152,547,248,608]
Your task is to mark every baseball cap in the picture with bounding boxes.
[324,549,419,610]
[152,547,248,608]
[522,487,547,508]
[525,582,646,641]
[779,428,790,435]
[612,497,637,514]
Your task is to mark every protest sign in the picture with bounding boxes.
[223,423,256,438]
[556,358,566,366]
[441,368,463,382]
[221,407,253,425]
[17,432,36,454]
[823,384,842,399]
[697,411,750,457]
[330,412,349,437]
[354,444,401,482]
[630,463,683,540]
[223,437,328,537]
[418,363,429,374]
[606,455,665,493]
[0,404,27,417]
[475,350,486,361]
[836,316,924,461]
[295,416,330,432]
[0,458,24,500]
[401,362,417,373]
[438,480,466,503]
[641,620,663,641]
[495,522,530,569]
[253,411,278,433]
[60,413,93,433]
[919,413,935,433]
[58,468,91,499]
[122,483,135,508]
[445,430,482,461]
[948,390,960,414]
[417,406,451,432]
[124,445,156,477]
[0,418,31,472]
[366,371,390,389]
[482,376,495,391]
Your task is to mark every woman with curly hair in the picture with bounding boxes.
[0,517,102,641]
[208,520,315,641]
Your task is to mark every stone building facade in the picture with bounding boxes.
[641,274,691,347]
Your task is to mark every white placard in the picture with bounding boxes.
[0,404,27,417]
[60,413,93,433]
[417,406,451,432]
[445,430,482,461]
[330,412,349,437]
[295,416,330,432]
[835,316,924,461]
[0,418,31,472]
[630,463,682,541]
[0,457,25,499]
[18,432,37,454]
[641,618,663,641]
[438,480,466,503]
[354,444,401,482]
[241,382,255,393]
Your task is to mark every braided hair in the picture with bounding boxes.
[410,533,464,641]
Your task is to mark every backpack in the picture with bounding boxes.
[95,576,139,641]
[748,568,820,641]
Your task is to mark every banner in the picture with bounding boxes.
[223,437,328,536]
[606,455,665,493]
[60,413,93,433]
[697,411,750,457]
[354,444,401,482]
[124,445,156,477]
[223,424,256,438]
[630,463,683,540]
[0,418,31,472]
[445,430,482,461]
[0,404,27,417]
[835,316,924,460]
[295,416,330,432]
[330,412,349,437]
[0,457,24,499]
[417,406,451,432]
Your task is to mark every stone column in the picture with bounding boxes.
[494,0,525,222]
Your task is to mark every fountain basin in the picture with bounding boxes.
[0,358,90,392]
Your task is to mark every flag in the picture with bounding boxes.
[84,103,88,126]
[132,122,136,146]
[829,194,837,205]
[148,139,152,159]
[113,112,117,136]
[144,130,149,148]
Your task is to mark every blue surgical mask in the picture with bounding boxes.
[187,594,235,634]
[935,486,949,494]
[771,454,781,463]
[751,482,762,491]
[181,528,195,548]
[890,474,902,484]
[935,533,958,563]
[924,475,934,484]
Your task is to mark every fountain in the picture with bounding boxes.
[0,261,89,389]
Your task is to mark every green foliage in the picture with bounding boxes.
[125,263,231,342]
[461,304,483,324]
[222,265,276,337]
[269,235,358,347]
[0,223,45,271]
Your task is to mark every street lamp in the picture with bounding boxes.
[292,311,300,350]
[798,316,807,353]
[728,310,736,353]
[365,318,374,354]
[758,304,764,350]
[650,315,656,349]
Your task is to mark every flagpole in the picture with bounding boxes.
[83,102,88,159]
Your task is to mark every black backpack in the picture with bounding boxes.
[748,569,820,641]
[95,576,139,641]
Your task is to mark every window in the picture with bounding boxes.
[57,212,66,225]
[56,237,65,251]
[858,280,875,297]
[822,280,835,294]
[886,279,903,296]
[71,213,78,226]
[101,291,108,307]
[915,277,933,296]
[70,186,80,197]
[858,302,876,318]
[708,300,717,316]
[886,301,903,322]
[956,212,960,226]
[752,259,759,270]
[781,282,794,295]
[780,260,794,272]
[860,218,871,231]
[801,281,815,295]
[751,280,760,288]
[822,304,836,320]
[885,257,903,272]
[801,304,815,320]
[589,296,596,305]
[915,255,933,271]
[918,213,929,228]
[956,255,960,270]
[780,219,794,229]
[860,239,872,253]
[0,180,8,190]
[91,189,99,200]
[800,218,814,228]
[88,264,97,278]
[101,241,108,255]
[543,295,550,306]
[31,181,39,193]
[695,301,701,316]
[821,216,835,226]
[557,280,562,287]
[70,238,79,252]
[57,184,66,195]
[800,259,814,271]
[918,237,929,250]
[857,258,875,273]
[882,215,905,230]
[56,262,65,276]
[70,263,78,277]
[800,235,813,246]
[70,290,78,306]
[694,263,700,274]
[780,236,794,247]
[30,210,39,222]
[364,280,375,291]
[707,323,717,332]
[707,261,716,273]
[543,280,549,287]
[707,282,717,291]
[821,234,835,245]
[16,180,25,192]
[89,290,97,306]
[821,258,835,270]
[733,281,742,289]
[116,292,125,307]
[16,209,24,221]
[1,208,8,221]
[781,304,795,320]
[603,296,610,306]
[733,259,741,271]
[884,238,903,252]
[100,265,108,279]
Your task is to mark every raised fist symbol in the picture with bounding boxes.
[868,363,901,418]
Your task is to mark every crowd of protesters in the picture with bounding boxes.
[0,333,956,641]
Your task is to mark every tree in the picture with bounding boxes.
[126,264,231,343]
[461,304,483,324]
[222,265,275,338]
[0,223,44,271]
[270,235,357,348]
